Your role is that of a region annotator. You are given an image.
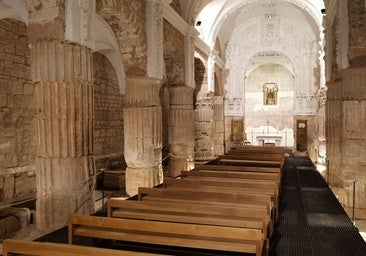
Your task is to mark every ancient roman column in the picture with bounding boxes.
[32,42,93,232]
[124,77,163,196]
[194,95,215,161]
[168,86,195,177]
[213,96,225,156]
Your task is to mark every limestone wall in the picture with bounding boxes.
[93,52,124,158]
[0,19,36,202]
[96,0,147,76]
[163,20,185,86]
[348,0,366,63]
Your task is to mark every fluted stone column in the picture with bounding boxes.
[124,77,163,196]
[327,68,366,219]
[168,86,195,177]
[213,96,225,156]
[32,42,93,232]
[194,96,215,161]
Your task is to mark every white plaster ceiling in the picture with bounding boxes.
[179,0,324,48]
[0,0,28,24]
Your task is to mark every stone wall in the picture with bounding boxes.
[96,0,147,76]
[0,19,36,202]
[170,0,182,16]
[93,52,124,158]
[348,0,366,64]
[244,64,295,147]
[163,20,185,86]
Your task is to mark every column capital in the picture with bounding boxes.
[124,76,162,107]
[169,86,193,106]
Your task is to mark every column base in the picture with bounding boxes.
[169,155,194,177]
[36,188,93,233]
[125,166,163,196]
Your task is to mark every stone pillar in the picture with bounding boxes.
[327,68,366,219]
[168,86,195,177]
[213,96,225,156]
[124,77,163,196]
[145,0,164,79]
[194,96,215,161]
[32,42,93,233]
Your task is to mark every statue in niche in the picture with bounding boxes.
[263,83,278,105]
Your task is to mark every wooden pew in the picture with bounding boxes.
[232,146,285,154]
[2,239,164,256]
[162,177,279,219]
[219,158,282,168]
[107,199,270,242]
[138,187,272,214]
[107,198,271,250]
[195,164,281,175]
[181,169,280,184]
[68,214,266,256]
[221,153,284,162]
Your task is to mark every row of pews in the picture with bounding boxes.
[3,146,285,256]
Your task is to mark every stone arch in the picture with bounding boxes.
[92,52,124,160]
[65,1,126,94]
[0,0,28,24]
[96,0,147,76]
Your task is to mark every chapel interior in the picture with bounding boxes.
[0,0,365,255]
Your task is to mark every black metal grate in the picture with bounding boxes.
[269,156,366,256]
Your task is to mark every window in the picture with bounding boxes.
[263,83,278,105]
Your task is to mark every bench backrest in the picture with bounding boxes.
[2,239,163,256]
[195,164,281,174]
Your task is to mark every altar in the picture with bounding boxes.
[256,135,282,146]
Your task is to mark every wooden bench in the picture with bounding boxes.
[221,153,284,162]
[107,198,271,246]
[163,177,279,219]
[195,164,281,175]
[2,239,164,256]
[219,158,282,168]
[181,169,280,184]
[232,146,285,154]
[138,187,272,214]
[68,214,266,256]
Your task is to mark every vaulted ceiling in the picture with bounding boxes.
[179,0,325,51]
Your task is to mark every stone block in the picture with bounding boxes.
[23,83,33,95]
[0,79,12,93]
[0,94,6,106]
[12,80,23,94]
[15,174,36,196]
[3,176,15,200]
[4,43,15,54]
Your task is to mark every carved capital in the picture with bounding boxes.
[124,76,162,107]
[169,86,193,106]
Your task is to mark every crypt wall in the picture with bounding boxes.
[92,52,124,167]
[0,18,36,204]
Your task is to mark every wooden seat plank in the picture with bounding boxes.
[68,214,265,256]
[2,239,165,256]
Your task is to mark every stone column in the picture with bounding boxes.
[168,86,195,177]
[327,68,366,219]
[124,77,163,196]
[145,0,164,79]
[32,42,93,233]
[213,96,225,156]
[194,95,215,161]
